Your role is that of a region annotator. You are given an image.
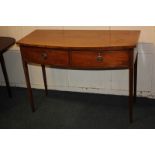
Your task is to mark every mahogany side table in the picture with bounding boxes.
[17,30,140,123]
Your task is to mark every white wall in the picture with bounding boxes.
[0,26,155,98]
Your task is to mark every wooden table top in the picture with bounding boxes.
[17,30,140,50]
[0,37,16,53]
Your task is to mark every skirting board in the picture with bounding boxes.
[1,82,155,99]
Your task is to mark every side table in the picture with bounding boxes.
[0,37,15,97]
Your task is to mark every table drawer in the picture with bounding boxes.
[20,46,69,67]
[71,51,130,69]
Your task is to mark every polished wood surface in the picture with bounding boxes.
[17,30,140,50]
[0,37,15,54]
[20,46,69,67]
[71,50,130,69]
[17,30,140,123]
[0,37,16,97]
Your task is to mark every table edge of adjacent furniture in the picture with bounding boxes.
[0,37,16,97]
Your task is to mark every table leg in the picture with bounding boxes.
[22,60,35,112]
[0,54,12,98]
[41,65,48,96]
[134,55,138,102]
[129,65,134,123]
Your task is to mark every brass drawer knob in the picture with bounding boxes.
[41,52,48,60]
[96,53,103,62]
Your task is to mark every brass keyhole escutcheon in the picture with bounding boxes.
[96,53,103,62]
[41,52,48,60]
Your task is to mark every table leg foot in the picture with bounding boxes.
[0,54,12,98]
[134,55,138,103]
[22,59,35,112]
[129,60,134,123]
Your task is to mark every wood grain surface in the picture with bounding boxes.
[17,30,140,50]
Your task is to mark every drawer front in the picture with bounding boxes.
[20,46,69,67]
[71,51,130,69]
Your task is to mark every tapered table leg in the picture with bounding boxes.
[22,60,35,112]
[0,54,12,98]
[41,65,48,96]
[129,65,134,123]
[134,55,138,102]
